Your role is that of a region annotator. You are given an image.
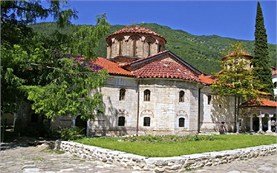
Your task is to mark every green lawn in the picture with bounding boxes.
[75,134,276,157]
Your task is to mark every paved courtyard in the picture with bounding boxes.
[0,143,276,173]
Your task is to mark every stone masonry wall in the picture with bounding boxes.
[56,141,277,172]
[200,86,235,133]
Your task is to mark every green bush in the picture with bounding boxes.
[122,135,215,143]
[60,127,85,140]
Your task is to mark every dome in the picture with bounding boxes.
[106,25,167,59]
[106,25,166,43]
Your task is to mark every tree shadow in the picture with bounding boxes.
[210,96,234,132]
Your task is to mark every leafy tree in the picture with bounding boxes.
[253,2,273,95]
[1,0,110,127]
[1,0,77,114]
[212,43,263,100]
[212,43,264,132]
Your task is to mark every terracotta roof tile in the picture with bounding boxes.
[240,98,277,108]
[92,57,134,77]
[107,25,166,41]
[199,74,215,85]
[132,58,200,82]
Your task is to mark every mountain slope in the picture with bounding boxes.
[31,22,276,74]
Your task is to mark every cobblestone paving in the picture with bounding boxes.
[0,144,135,173]
[190,154,277,173]
[0,143,276,173]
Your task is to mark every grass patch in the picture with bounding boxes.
[75,134,276,157]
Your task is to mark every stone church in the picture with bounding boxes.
[53,26,276,136]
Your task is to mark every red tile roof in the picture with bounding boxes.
[107,25,166,42]
[132,57,200,82]
[199,74,215,85]
[222,52,252,61]
[92,57,134,77]
[240,98,277,108]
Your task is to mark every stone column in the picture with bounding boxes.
[72,117,76,127]
[250,115,254,132]
[258,114,264,132]
[266,115,273,133]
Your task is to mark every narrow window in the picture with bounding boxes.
[143,117,151,126]
[179,118,185,127]
[179,91,185,102]
[118,116,125,126]
[133,39,136,57]
[158,44,162,52]
[119,88,126,101]
[147,42,151,56]
[144,89,151,101]
[119,40,122,56]
[208,95,212,105]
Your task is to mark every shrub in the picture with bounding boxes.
[60,127,85,140]
[122,135,215,143]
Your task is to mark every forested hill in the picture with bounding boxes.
[31,22,276,74]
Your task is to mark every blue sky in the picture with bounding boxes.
[41,1,276,44]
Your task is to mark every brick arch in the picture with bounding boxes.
[176,110,188,117]
[118,109,129,117]
[140,110,154,118]
[145,36,155,43]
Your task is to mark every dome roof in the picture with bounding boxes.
[222,51,252,61]
[107,25,166,42]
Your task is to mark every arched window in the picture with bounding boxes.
[179,118,185,127]
[147,42,151,56]
[208,95,212,105]
[143,117,151,126]
[179,91,185,102]
[119,88,126,101]
[119,40,122,56]
[144,89,151,101]
[118,116,125,126]
[158,44,162,52]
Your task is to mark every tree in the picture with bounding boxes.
[212,43,263,100]
[253,2,273,95]
[1,0,77,114]
[21,16,110,120]
[212,43,264,132]
[1,0,110,134]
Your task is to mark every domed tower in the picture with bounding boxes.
[106,26,166,60]
[222,51,253,70]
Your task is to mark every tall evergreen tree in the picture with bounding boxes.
[253,2,273,95]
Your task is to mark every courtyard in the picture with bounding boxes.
[0,141,276,173]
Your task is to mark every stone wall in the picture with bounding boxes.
[200,87,235,133]
[138,79,199,134]
[87,77,203,136]
[107,35,165,59]
[87,76,240,136]
[87,76,138,136]
[56,140,277,172]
